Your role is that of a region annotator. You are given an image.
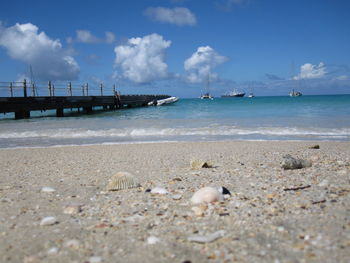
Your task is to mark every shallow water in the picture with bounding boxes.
[1,95,349,148]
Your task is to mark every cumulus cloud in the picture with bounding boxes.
[144,7,196,26]
[114,33,171,83]
[0,23,79,80]
[75,30,116,44]
[295,62,327,80]
[184,46,228,83]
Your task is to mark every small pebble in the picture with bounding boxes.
[150,187,168,195]
[41,187,55,193]
[172,194,182,200]
[47,247,59,255]
[147,236,160,245]
[188,230,225,243]
[64,239,80,249]
[40,216,58,226]
[89,256,102,263]
[63,204,83,214]
[318,179,329,187]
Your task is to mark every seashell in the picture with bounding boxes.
[150,187,169,195]
[47,247,59,255]
[40,216,58,226]
[191,160,214,169]
[106,172,140,191]
[172,194,182,200]
[63,204,83,214]
[188,230,225,243]
[147,236,160,245]
[41,187,55,193]
[191,187,224,204]
[89,256,102,263]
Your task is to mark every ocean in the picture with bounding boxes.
[0,95,349,148]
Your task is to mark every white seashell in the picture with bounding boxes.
[147,236,160,245]
[41,187,55,193]
[106,172,140,191]
[89,256,102,263]
[40,216,58,226]
[47,247,59,255]
[172,194,182,200]
[191,187,224,204]
[150,187,168,195]
[188,230,225,243]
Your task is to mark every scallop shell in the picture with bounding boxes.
[106,172,140,191]
[191,187,224,204]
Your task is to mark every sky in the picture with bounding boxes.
[0,0,350,97]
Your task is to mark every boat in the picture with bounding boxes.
[200,92,214,100]
[248,92,255,98]
[289,62,302,97]
[221,89,245,97]
[200,75,214,100]
[289,89,302,97]
[148,96,179,106]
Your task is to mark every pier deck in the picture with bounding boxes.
[0,80,170,119]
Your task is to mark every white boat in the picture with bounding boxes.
[248,93,255,98]
[200,75,214,100]
[289,89,302,97]
[200,92,214,100]
[148,96,179,106]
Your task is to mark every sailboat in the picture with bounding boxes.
[289,89,302,97]
[289,62,302,97]
[200,75,214,100]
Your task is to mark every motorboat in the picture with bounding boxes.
[221,89,245,97]
[148,96,179,106]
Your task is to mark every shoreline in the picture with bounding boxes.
[1,141,349,262]
[1,138,349,150]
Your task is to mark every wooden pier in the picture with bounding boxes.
[0,80,170,119]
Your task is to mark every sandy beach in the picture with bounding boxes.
[0,141,349,263]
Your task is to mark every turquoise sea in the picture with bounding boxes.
[0,95,349,148]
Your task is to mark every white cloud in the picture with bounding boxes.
[76,30,99,43]
[145,7,196,26]
[334,75,348,80]
[295,62,327,80]
[105,32,116,43]
[75,30,116,44]
[184,46,228,83]
[0,23,79,81]
[114,34,171,83]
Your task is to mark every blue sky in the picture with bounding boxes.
[0,0,350,97]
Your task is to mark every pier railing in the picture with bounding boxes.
[0,79,117,98]
[0,79,171,119]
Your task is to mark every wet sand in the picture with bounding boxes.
[0,141,349,263]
